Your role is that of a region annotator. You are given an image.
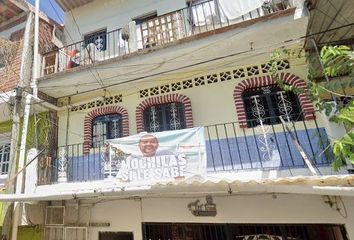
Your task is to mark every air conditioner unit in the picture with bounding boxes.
[45,206,65,225]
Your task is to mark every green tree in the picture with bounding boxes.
[317,46,353,170]
[271,45,354,171]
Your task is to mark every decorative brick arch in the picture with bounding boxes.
[136,93,194,133]
[233,73,315,128]
[84,106,129,153]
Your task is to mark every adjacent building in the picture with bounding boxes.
[0,0,60,238]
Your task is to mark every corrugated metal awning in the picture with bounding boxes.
[55,0,94,12]
[1,174,354,202]
[306,0,354,46]
[0,0,27,26]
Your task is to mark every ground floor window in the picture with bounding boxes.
[143,223,348,240]
[99,232,133,240]
[0,143,10,175]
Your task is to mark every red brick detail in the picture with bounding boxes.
[83,106,129,153]
[136,93,193,133]
[233,73,315,128]
[38,19,57,54]
[0,19,56,93]
[0,40,23,92]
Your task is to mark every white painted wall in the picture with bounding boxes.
[56,56,316,147]
[53,194,354,240]
[63,0,187,43]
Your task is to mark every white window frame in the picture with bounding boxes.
[0,133,11,178]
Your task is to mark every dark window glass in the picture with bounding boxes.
[143,103,186,132]
[242,84,303,127]
[0,143,10,175]
[84,29,107,51]
[99,232,133,240]
[92,113,122,146]
[143,223,348,240]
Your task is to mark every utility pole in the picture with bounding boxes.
[10,0,40,239]
[1,87,23,240]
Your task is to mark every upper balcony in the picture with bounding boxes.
[40,0,296,78]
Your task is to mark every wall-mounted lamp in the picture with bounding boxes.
[188,195,217,217]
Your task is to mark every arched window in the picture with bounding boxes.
[92,113,122,146]
[242,84,303,127]
[143,102,186,132]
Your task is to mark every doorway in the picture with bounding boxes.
[99,232,134,240]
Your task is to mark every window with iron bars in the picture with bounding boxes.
[143,223,348,240]
[0,143,10,175]
[84,29,107,51]
[92,114,122,147]
[242,84,303,128]
[143,103,186,132]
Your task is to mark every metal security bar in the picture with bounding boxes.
[205,113,332,173]
[41,0,293,76]
[143,223,348,240]
[38,112,335,186]
[41,28,129,75]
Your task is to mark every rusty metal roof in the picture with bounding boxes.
[55,0,94,12]
[0,0,28,25]
[307,0,354,46]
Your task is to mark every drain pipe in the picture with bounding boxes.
[11,1,40,240]
[31,0,40,99]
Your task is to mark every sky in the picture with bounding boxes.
[26,0,64,24]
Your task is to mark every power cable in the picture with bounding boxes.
[38,21,354,95]
[325,0,351,25]
[47,0,74,42]
[39,40,305,92]
[68,9,108,93]
[314,1,349,44]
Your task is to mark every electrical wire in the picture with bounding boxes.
[325,0,351,25]
[37,22,354,97]
[39,41,303,92]
[69,9,108,94]
[48,0,74,42]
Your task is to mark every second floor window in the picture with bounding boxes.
[0,143,10,175]
[143,103,186,132]
[92,114,122,146]
[242,85,303,127]
[84,29,107,51]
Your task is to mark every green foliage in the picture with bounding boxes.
[319,46,354,170]
[271,45,354,171]
[320,46,354,77]
[331,100,354,170]
[269,50,303,93]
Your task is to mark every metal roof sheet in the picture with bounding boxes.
[55,0,94,12]
[1,174,354,202]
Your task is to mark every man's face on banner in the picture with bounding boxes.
[139,134,159,157]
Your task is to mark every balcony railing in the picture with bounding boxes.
[41,0,294,76]
[37,113,335,186]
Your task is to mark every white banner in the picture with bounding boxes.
[106,127,206,185]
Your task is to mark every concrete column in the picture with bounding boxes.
[128,21,138,53]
